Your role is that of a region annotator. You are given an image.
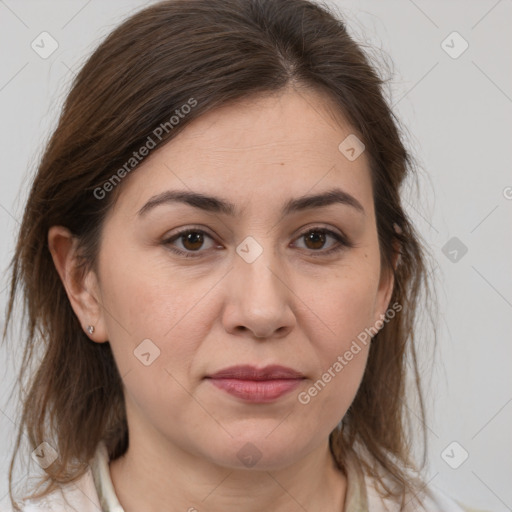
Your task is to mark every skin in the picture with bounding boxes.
[48,85,395,512]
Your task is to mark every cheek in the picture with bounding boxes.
[292,263,378,415]
[100,269,206,428]
[301,346,370,408]
[302,265,379,354]
[119,359,207,451]
[97,258,215,401]
[99,244,209,340]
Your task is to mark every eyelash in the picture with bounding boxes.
[162,226,354,259]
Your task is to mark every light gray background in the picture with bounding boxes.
[0,1,511,510]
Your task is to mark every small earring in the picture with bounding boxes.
[87,325,95,334]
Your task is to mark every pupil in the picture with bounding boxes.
[306,231,325,249]
[184,232,203,250]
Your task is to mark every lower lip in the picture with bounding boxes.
[207,378,303,403]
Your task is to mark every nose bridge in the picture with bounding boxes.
[235,235,284,305]
[223,234,294,338]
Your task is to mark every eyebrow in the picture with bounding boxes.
[137,187,365,218]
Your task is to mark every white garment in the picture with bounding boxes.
[6,441,482,512]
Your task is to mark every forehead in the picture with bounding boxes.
[110,87,373,219]
[169,87,359,158]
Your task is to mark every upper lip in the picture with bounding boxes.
[206,365,305,380]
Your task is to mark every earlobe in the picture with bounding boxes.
[47,226,108,343]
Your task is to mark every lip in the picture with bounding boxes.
[207,364,304,380]
[205,365,305,403]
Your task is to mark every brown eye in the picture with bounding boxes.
[181,231,205,251]
[303,230,327,250]
[294,227,352,257]
[163,228,217,258]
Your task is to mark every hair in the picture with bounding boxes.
[2,0,437,510]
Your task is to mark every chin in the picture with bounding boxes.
[201,431,313,472]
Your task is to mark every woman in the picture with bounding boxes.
[2,0,485,510]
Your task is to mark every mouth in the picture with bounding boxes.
[205,365,306,403]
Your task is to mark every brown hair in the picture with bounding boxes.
[3,0,437,509]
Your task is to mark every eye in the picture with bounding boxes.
[293,227,353,257]
[163,228,218,258]
[162,226,354,259]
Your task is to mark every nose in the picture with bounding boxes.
[221,247,296,340]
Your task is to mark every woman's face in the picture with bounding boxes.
[89,87,394,470]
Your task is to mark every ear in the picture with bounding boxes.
[48,225,108,343]
[372,237,401,328]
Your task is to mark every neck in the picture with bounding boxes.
[109,434,347,512]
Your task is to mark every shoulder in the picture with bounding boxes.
[346,446,490,512]
[7,441,120,512]
[365,476,490,512]
[419,484,491,512]
[366,473,491,512]
[8,467,101,512]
